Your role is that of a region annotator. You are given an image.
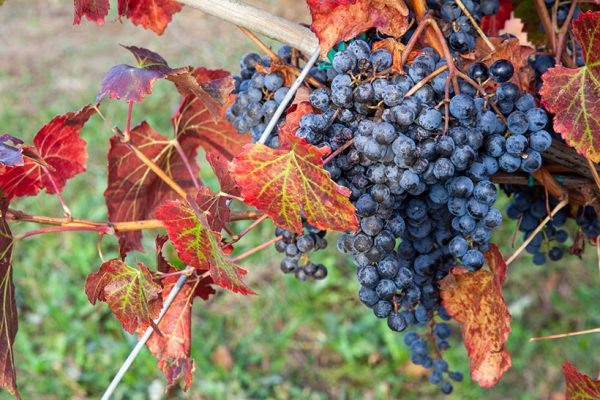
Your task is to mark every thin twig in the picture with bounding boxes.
[15,225,111,240]
[529,327,600,342]
[229,214,269,244]
[404,65,449,97]
[534,0,556,51]
[555,0,579,66]
[171,139,201,191]
[231,235,282,262]
[323,139,354,165]
[455,71,508,124]
[455,0,495,52]
[41,166,72,218]
[506,198,569,265]
[125,101,134,135]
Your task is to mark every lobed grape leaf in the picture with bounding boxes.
[104,121,199,254]
[155,200,255,295]
[73,0,110,25]
[172,67,250,160]
[231,130,358,234]
[140,237,214,393]
[540,12,600,162]
[117,0,182,35]
[563,359,600,399]
[0,105,95,200]
[85,259,163,334]
[307,0,410,58]
[0,196,19,399]
[205,152,242,197]
[481,0,513,36]
[439,244,511,388]
[278,102,316,137]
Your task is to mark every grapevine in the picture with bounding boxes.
[1,0,600,398]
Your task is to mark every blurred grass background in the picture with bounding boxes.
[0,1,599,399]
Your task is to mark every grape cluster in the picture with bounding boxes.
[505,187,568,265]
[426,0,500,52]
[275,226,329,281]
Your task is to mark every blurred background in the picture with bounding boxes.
[0,1,599,399]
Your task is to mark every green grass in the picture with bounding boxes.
[1,8,599,399]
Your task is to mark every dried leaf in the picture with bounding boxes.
[104,121,199,254]
[117,0,182,35]
[73,0,110,25]
[307,0,410,58]
[156,200,255,295]
[85,259,163,334]
[0,105,94,200]
[0,197,19,399]
[563,359,600,399]
[231,130,358,234]
[172,67,250,160]
[439,244,512,388]
[540,12,600,162]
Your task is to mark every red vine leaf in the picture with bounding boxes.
[85,259,163,334]
[480,0,513,36]
[142,238,214,393]
[0,105,95,200]
[205,152,242,197]
[439,245,512,388]
[231,130,358,234]
[279,102,316,137]
[563,359,600,399]
[104,121,199,254]
[196,187,230,231]
[156,200,255,295]
[484,243,508,288]
[172,67,250,160]
[307,0,410,58]
[540,12,600,162]
[97,46,192,103]
[117,0,182,35]
[0,197,19,399]
[73,0,110,25]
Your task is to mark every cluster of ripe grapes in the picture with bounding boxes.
[227,0,598,394]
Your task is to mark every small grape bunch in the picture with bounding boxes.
[274,227,329,281]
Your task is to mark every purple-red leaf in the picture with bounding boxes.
[196,187,230,232]
[73,0,110,25]
[0,105,94,200]
[307,0,410,57]
[438,244,511,388]
[172,68,250,160]
[155,200,255,295]
[205,152,242,197]
[563,359,600,399]
[85,259,163,334]
[117,0,182,35]
[0,197,19,399]
[104,121,199,254]
[540,12,600,162]
[231,130,358,234]
[0,135,24,174]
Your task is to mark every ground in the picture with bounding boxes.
[0,1,598,399]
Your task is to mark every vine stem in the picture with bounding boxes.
[410,0,445,60]
[171,139,201,191]
[534,0,556,51]
[529,327,600,342]
[555,0,578,66]
[323,139,354,165]
[125,101,134,135]
[15,225,112,240]
[403,65,449,97]
[231,235,282,262]
[505,198,569,265]
[229,214,269,244]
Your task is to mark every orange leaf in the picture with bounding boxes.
[231,131,358,234]
[563,359,600,400]
[279,102,317,137]
[439,244,512,387]
[307,0,410,58]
